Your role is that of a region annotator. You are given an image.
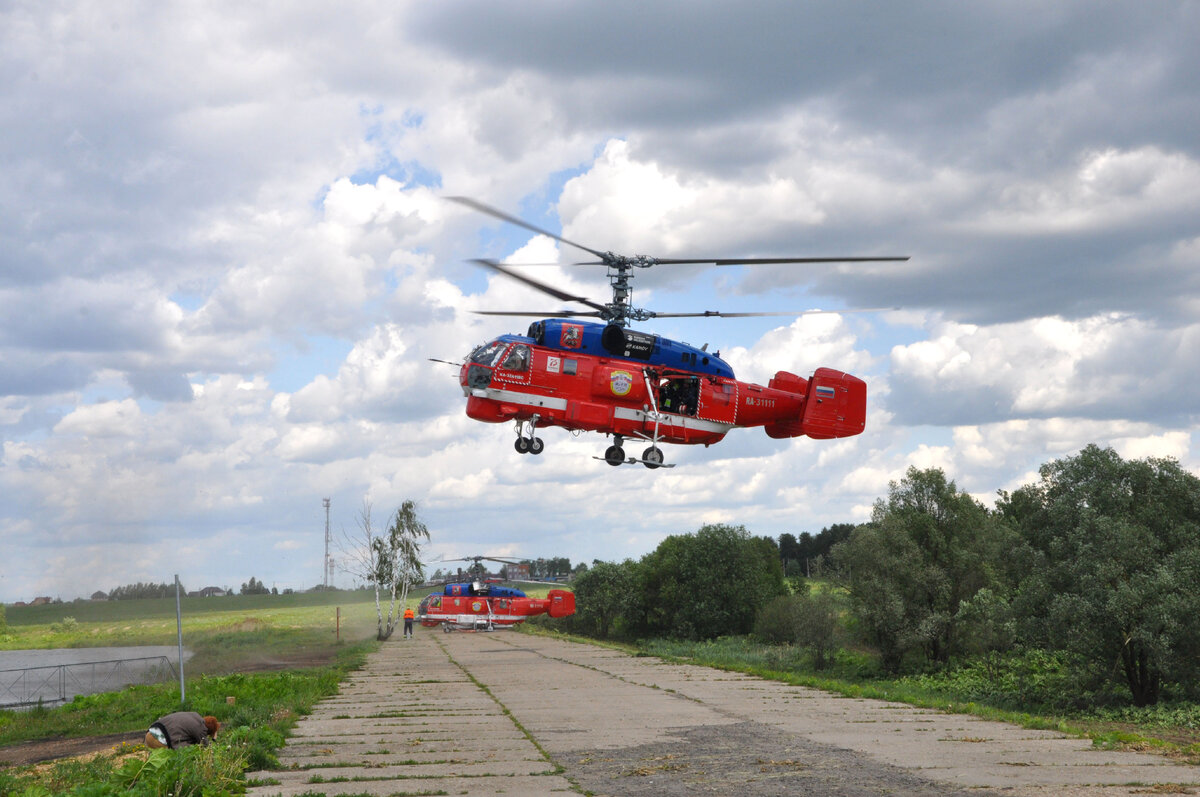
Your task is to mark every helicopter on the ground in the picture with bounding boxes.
[448,197,907,469]
[416,556,575,632]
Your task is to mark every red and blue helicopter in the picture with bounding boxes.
[417,555,576,632]
[447,197,907,469]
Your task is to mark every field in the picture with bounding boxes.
[0,584,569,794]
[1,583,554,666]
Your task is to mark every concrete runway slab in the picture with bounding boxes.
[248,631,1200,796]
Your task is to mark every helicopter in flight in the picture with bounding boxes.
[417,555,575,632]
[447,197,907,469]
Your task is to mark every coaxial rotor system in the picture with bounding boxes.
[449,196,908,327]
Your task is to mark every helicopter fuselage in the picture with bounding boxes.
[459,319,866,461]
[417,582,576,632]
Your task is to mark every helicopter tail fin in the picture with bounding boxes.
[800,367,866,439]
[547,589,576,618]
[764,368,866,439]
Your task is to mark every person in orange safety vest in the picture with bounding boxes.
[403,606,415,638]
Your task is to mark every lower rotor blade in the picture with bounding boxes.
[473,259,610,314]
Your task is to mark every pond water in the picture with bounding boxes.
[0,646,193,708]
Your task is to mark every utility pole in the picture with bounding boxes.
[323,498,332,589]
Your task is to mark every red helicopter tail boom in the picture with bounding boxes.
[764,367,866,440]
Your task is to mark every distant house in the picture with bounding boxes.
[30,596,52,606]
[90,591,108,601]
[197,586,227,598]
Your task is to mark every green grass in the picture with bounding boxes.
[0,592,392,795]
[0,639,376,794]
[0,589,392,651]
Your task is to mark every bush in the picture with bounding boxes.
[51,616,79,634]
[895,648,1076,710]
[754,595,800,644]
[631,524,787,640]
[753,591,841,669]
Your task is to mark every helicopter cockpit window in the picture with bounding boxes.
[469,341,507,367]
[501,344,530,372]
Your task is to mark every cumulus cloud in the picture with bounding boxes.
[888,313,1200,426]
[2,1,1197,601]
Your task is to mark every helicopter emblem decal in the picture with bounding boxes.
[610,370,634,396]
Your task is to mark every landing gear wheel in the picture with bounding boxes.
[442,624,452,633]
[604,445,626,466]
[514,437,530,454]
[529,437,544,455]
[642,446,664,469]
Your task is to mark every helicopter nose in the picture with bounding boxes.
[466,364,492,391]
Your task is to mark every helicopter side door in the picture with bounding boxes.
[698,378,737,425]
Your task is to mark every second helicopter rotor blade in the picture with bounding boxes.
[655,256,911,266]
[648,307,899,318]
[449,196,609,261]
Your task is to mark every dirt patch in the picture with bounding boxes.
[0,732,143,768]
[566,721,983,796]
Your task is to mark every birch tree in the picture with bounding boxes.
[343,499,430,640]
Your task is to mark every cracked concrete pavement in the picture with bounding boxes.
[248,630,1200,796]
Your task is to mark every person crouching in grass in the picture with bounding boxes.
[145,711,220,748]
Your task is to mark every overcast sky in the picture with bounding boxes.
[2,1,1198,601]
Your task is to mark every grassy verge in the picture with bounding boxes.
[0,592,395,795]
[0,639,376,795]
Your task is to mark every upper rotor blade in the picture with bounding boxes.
[449,196,608,260]
[649,307,900,318]
[470,307,604,316]
[656,256,911,266]
[472,259,609,314]
[472,310,605,318]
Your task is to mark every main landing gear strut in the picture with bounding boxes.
[598,370,676,470]
[601,434,669,469]
[513,415,544,455]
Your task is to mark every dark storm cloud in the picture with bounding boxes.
[407,1,1195,147]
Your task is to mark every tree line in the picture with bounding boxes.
[564,445,1200,708]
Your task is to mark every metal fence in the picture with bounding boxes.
[0,656,178,709]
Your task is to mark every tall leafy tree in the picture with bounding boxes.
[565,559,638,638]
[833,467,1016,672]
[999,445,1200,706]
[630,524,786,640]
